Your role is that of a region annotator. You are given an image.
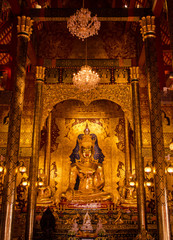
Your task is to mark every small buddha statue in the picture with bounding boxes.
[60,124,114,202]
[81,211,93,232]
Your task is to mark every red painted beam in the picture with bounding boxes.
[125,0,136,31]
[138,44,145,67]
[152,0,164,17]
[112,0,123,8]
[143,0,148,8]
[27,42,37,66]
[57,0,63,8]
[7,0,21,15]
[129,0,136,8]
[26,0,33,8]
[112,0,116,8]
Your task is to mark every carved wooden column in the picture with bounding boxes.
[130,67,148,239]
[140,16,171,240]
[0,16,33,240]
[25,66,45,240]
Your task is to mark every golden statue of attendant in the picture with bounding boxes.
[60,124,113,202]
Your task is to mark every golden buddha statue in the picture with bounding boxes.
[60,124,113,202]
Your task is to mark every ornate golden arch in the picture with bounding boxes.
[42,84,132,127]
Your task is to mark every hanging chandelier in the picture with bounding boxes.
[73,65,100,91]
[67,1,101,41]
[73,39,100,91]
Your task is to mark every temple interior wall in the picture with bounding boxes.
[0,70,173,203]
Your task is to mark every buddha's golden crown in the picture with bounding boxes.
[78,123,96,147]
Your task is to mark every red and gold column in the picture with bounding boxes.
[0,16,33,240]
[25,66,45,240]
[130,67,147,237]
[140,16,171,240]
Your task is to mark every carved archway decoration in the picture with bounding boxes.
[42,84,132,127]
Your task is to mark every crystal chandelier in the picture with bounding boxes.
[67,0,101,41]
[73,65,100,91]
[73,39,100,91]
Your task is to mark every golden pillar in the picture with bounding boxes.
[125,116,131,185]
[45,111,51,186]
[25,66,45,240]
[0,16,33,240]
[140,16,171,240]
[130,67,148,238]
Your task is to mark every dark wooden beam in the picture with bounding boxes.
[23,8,153,21]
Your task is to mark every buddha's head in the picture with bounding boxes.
[70,123,105,164]
[78,124,95,163]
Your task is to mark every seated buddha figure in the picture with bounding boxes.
[60,124,113,202]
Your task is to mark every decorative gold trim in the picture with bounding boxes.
[140,16,156,41]
[36,66,46,81]
[42,84,132,128]
[17,16,33,39]
[130,67,139,80]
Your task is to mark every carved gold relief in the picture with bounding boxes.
[115,69,128,83]
[42,84,132,128]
